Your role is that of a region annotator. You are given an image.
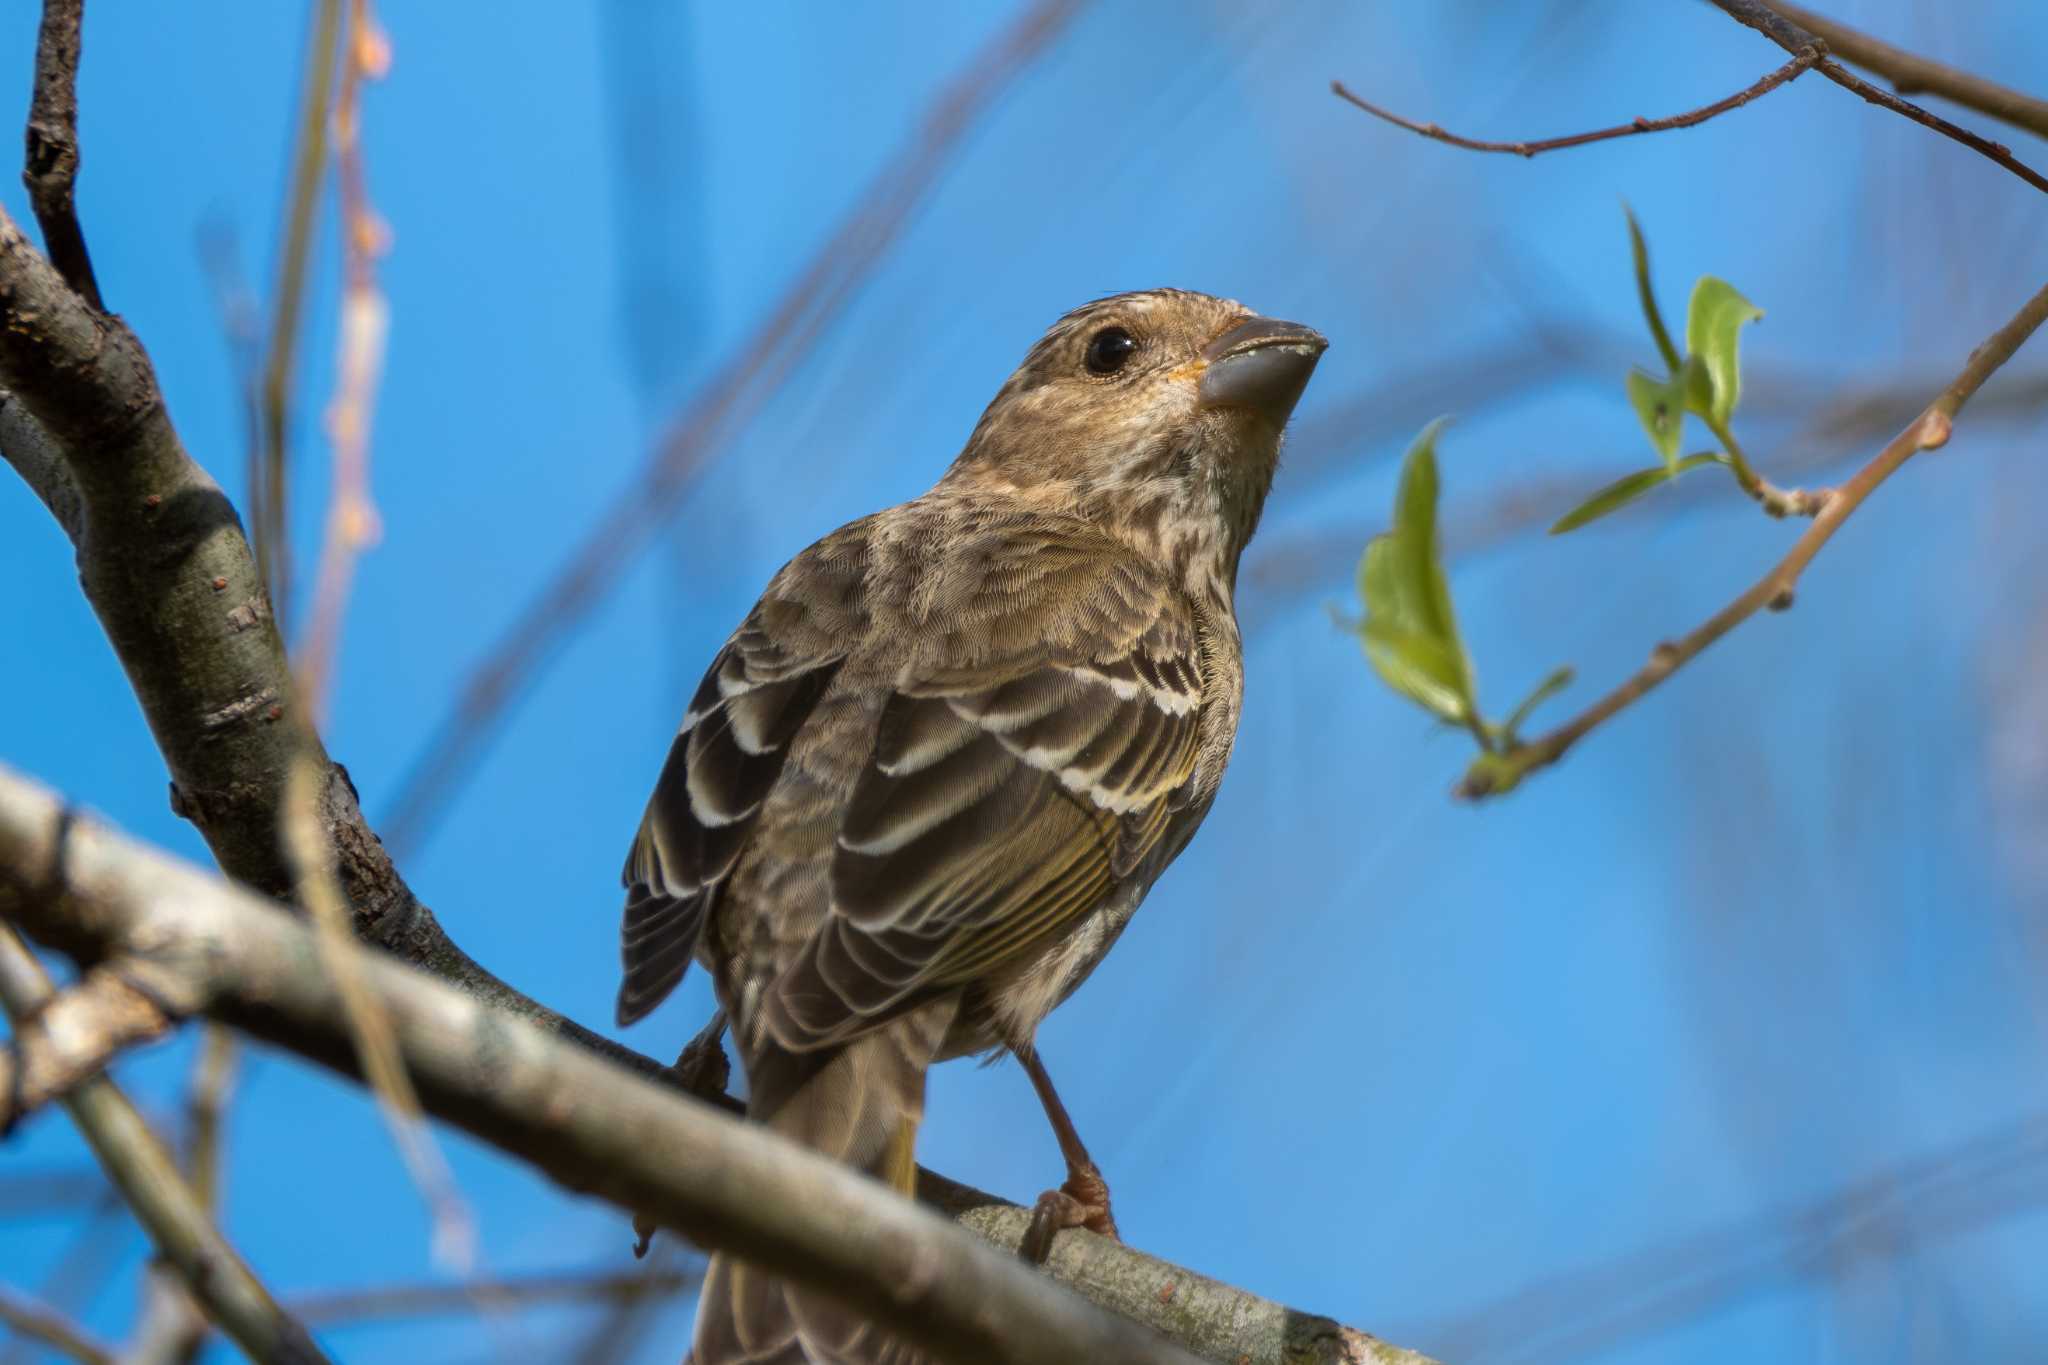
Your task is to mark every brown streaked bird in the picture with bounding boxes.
[617,288,1325,1364]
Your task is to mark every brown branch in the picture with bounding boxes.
[1330,50,1819,158]
[0,926,328,1364]
[22,0,100,309]
[1459,276,2048,800]
[1767,2,2048,142]
[0,1285,112,1365]
[1709,0,2048,195]
[0,767,1443,1365]
[379,0,1086,858]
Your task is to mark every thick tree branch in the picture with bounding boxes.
[22,0,101,309]
[1709,0,2048,194]
[0,768,1449,1365]
[1460,276,2048,799]
[1331,50,1819,157]
[1765,3,2048,141]
[0,926,326,1364]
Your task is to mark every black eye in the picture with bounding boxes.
[1083,326,1138,376]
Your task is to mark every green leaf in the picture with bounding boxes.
[1360,621,1472,723]
[1624,205,1681,374]
[1500,665,1575,743]
[1354,419,1478,724]
[1549,451,1727,534]
[1625,367,1687,467]
[1684,277,1762,423]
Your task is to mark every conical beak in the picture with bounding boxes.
[1197,316,1327,423]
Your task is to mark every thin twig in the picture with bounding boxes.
[290,1266,701,1325]
[1460,277,2048,799]
[1709,0,2048,195]
[255,0,346,625]
[284,754,477,1272]
[0,1285,112,1365]
[294,0,390,725]
[379,0,1087,858]
[1330,50,1818,158]
[22,0,100,309]
[0,927,329,1364]
[1767,2,2048,142]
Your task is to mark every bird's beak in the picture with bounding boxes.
[1197,316,1327,423]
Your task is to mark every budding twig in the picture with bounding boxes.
[1460,278,2048,799]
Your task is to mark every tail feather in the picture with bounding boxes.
[690,1002,956,1365]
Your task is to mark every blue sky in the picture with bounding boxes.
[4,3,2048,1361]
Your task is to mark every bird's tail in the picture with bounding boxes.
[689,1008,953,1365]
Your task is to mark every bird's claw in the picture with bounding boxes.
[1018,1163,1119,1264]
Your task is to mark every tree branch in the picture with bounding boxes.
[1459,276,2048,799]
[1765,2,2048,141]
[0,1285,112,1365]
[0,926,327,1364]
[0,766,1449,1365]
[22,0,101,309]
[0,956,177,1131]
[289,1266,702,1325]
[1709,0,2048,195]
[1330,49,1819,157]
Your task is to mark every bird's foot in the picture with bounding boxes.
[1019,1161,1119,1264]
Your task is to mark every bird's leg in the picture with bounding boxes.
[634,1008,731,1257]
[1015,1045,1119,1264]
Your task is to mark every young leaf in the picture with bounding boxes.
[1684,277,1762,423]
[1355,420,1478,724]
[1500,665,1575,743]
[1623,205,1681,374]
[1625,367,1687,467]
[1549,451,1727,534]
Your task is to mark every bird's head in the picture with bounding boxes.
[945,288,1326,589]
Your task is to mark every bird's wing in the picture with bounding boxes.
[757,537,1209,1055]
[615,519,869,1026]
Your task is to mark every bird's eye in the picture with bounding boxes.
[1083,326,1138,376]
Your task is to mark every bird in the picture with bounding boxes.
[615,288,1325,1364]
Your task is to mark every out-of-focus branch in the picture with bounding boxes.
[379,0,1087,858]
[255,0,345,619]
[0,927,326,1365]
[1331,50,1818,157]
[1709,0,2048,195]
[290,1265,701,1325]
[1460,277,2048,799]
[1765,2,2048,141]
[0,1285,111,1365]
[0,767,1435,1365]
[0,957,178,1131]
[22,0,100,309]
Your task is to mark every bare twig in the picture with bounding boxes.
[290,1265,701,1325]
[294,0,389,723]
[0,765,1438,1365]
[255,0,346,621]
[1710,0,2048,195]
[1767,2,2048,142]
[0,1285,112,1365]
[380,0,1086,857]
[1460,277,2048,799]
[0,926,327,1364]
[1331,50,1819,158]
[22,0,100,309]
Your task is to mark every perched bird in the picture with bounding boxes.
[617,288,1325,1364]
